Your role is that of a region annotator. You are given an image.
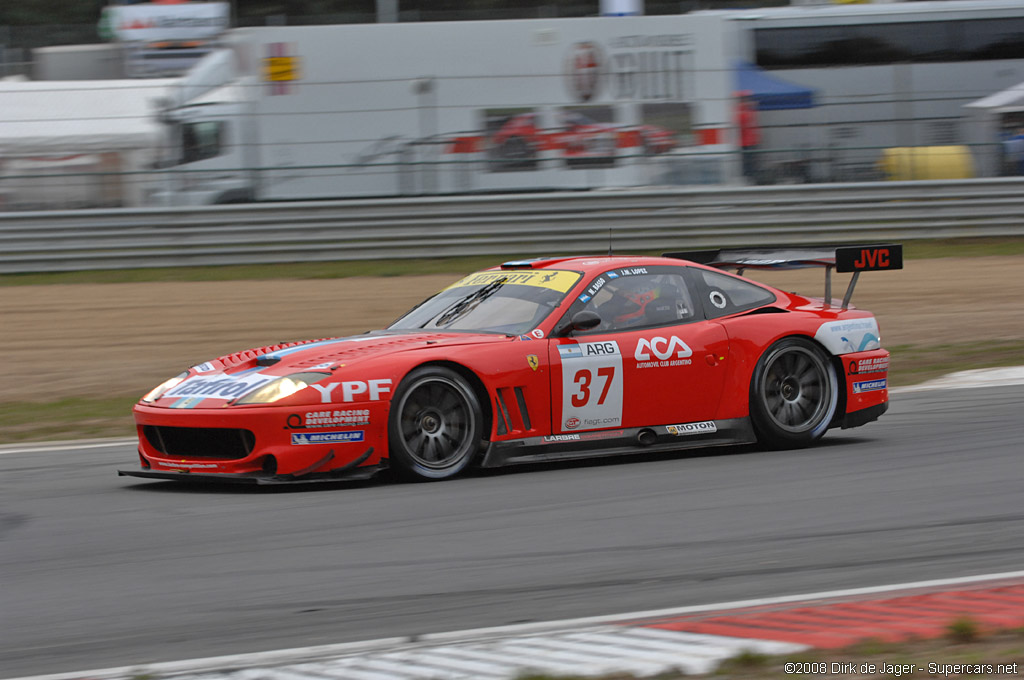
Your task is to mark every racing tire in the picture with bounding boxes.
[388,366,484,481]
[749,337,838,450]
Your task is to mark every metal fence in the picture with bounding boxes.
[2,178,1023,274]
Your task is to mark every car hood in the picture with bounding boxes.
[147,330,507,408]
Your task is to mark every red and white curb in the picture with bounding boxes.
[145,629,800,680]
[9,571,1024,680]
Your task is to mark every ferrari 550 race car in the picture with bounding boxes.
[120,244,902,485]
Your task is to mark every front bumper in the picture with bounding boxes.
[131,402,389,478]
[118,448,385,484]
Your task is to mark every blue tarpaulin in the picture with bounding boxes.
[735,61,816,111]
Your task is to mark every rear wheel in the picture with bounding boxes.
[388,366,483,480]
[750,337,838,449]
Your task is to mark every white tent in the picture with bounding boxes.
[0,79,176,208]
[963,81,1024,177]
[0,78,175,155]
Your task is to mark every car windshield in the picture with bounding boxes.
[389,269,582,334]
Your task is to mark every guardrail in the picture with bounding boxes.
[2,178,1023,273]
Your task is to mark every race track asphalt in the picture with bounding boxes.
[1,384,1023,678]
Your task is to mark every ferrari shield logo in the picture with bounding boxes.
[527,354,539,371]
[566,41,604,102]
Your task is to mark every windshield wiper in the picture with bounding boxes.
[427,277,508,328]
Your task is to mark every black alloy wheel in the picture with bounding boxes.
[388,366,484,480]
[750,337,839,449]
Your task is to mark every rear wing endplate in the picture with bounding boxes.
[663,244,903,309]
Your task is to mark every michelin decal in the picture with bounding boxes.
[291,431,366,445]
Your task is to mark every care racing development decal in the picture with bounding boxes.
[559,340,623,431]
[286,409,370,429]
[849,356,889,374]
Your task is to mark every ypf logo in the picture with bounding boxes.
[566,41,605,102]
[635,336,693,361]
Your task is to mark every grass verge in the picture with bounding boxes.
[0,396,138,445]
[888,339,1024,386]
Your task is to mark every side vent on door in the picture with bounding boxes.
[495,386,533,436]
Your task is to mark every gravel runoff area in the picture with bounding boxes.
[1,255,1023,405]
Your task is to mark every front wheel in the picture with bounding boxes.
[750,337,838,449]
[388,366,484,480]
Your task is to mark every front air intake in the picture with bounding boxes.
[144,426,255,460]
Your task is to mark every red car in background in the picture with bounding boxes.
[121,245,901,486]
[490,112,677,163]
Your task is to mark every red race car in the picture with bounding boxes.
[121,245,901,485]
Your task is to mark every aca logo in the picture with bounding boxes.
[566,41,605,102]
[635,336,693,361]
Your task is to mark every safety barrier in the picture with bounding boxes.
[1,178,1023,273]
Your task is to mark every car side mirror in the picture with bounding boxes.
[552,310,602,337]
[569,309,598,333]
[570,310,602,331]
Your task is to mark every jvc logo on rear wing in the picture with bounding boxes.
[836,244,903,273]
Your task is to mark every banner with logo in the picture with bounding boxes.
[103,3,230,43]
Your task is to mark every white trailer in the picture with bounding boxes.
[152,15,745,205]
[0,79,173,209]
[720,0,1024,182]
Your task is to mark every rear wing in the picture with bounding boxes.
[663,244,903,309]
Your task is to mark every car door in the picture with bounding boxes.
[549,265,730,434]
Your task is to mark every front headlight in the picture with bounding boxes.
[234,372,330,405]
[141,372,188,403]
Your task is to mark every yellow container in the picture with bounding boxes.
[879,146,975,180]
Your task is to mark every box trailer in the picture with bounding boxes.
[151,15,744,205]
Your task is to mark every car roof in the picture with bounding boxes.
[497,255,679,273]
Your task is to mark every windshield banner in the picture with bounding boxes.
[449,270,581,293]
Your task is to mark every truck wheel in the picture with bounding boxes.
[750,337,838,449]
[388,366,483,480]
